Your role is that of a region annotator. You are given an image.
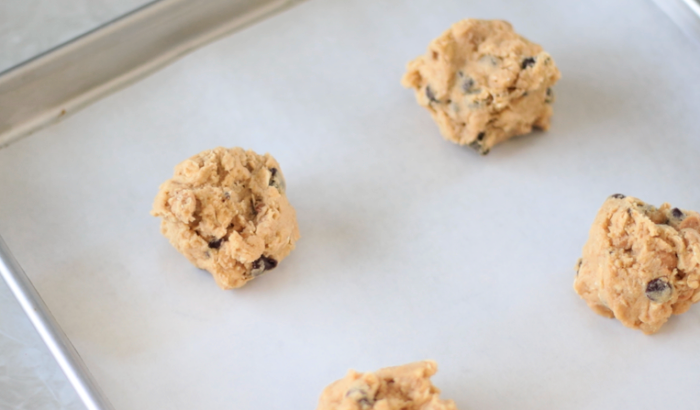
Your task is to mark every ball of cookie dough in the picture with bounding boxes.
[316,360,457,410]
[151,147,300,289]
[574,194,700,334]
[401,19,561,155]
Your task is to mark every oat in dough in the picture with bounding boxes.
[316,360,457,410]
[574,194,700,334]
[401,19,561,155]
[151,147,300,290]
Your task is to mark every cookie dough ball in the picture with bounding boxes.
[401,19,561,155]
[316,360,457,410]
[574,194,700,334]
[151,147,300,289]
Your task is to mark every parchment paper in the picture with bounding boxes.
[1,0,699,409]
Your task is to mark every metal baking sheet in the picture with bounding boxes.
[653,0,700,47]
[2,0,700,409]
[0,0,303,147]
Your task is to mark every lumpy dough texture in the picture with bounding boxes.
[401,19,561,155]
[574,195,700,334]
[151,147,300,289]
[316,361,457,410]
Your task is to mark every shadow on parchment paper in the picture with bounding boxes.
[268,172,399,287]
[242,140,475,294]
[481,43,679,161]
[147,168,396,298]
[380,57,637,163]
[491,78,630,159]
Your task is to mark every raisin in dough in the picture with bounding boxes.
[151,147,300,289]
[316,361,457,410]
[401,19,561,155]
[574,194,700,334]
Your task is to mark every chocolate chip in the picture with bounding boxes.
[545,87,554,103]
[521,57,536,69]
[576,258,583,275]
[263,256,277,270]
[269,168,286,194]
[345,388,374,408]
[426,85,439,103]
[251,255,278,277]
[646,278,673,303]
[671,208,684,219]
[462,77,476,94]
[468,139,490,155]
[610,194,626,199]
[250,260,265,277]
[208,238,224,249]
[477,132,485,141]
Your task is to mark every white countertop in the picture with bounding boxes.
[0,278,84,409]
[0,0,151,73]
[1,0,700,409]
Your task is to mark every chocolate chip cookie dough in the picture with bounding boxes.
[316,361,457,410]
[151,147,300,289]
[574,195,700,334]
[401,19,561,155]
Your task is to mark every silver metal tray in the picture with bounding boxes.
[1,0,700,409]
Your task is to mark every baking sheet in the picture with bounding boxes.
[1,0,700,409]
